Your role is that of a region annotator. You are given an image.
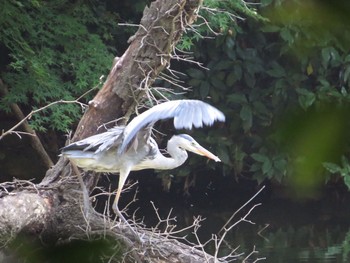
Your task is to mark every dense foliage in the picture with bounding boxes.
[174,0,350,194]
[0,0,137,132]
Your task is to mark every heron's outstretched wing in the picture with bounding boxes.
[62,126,125,153]
[120,100,225,153]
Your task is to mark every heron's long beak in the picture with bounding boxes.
[192,144,221,162]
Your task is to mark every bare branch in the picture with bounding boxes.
[219,185,265,234]
[0,83,98,141]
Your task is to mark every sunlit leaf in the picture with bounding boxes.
[306,63,313,75]
[323,162,341,174]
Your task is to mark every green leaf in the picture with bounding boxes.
[225,36,235,49]
[233,64,243,80]
[253,101,270,116]
[343,65,350,84]
[214,60,233,71]
[178,37,193,50]
[251,153,267,162]
[266,63,286,78]
[345,54,350,63]
[323,162,341,174]
[227,94,247,104]
[188,78,202,87]
[321,47,331,68]
[187,68,205,79]
[262,158,272,175]
[217,146,231,164]
[296,88,315,110]
[343,176,350,190]
[274,157,287,173]
[199,81,210,98]
[329,47,341,67]
[210,75,226,89]
[240,104,253,132]
[244,72,256,88]
[226,72,237,86]
[240,104,252,121]
[280,27,294,44]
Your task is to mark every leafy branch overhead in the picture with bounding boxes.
[0,0,116,132]
[176,0,350,190]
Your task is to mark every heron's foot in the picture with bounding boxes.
[75,171,93,219]
[113,205,143,243]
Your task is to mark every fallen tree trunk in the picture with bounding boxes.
[0,0,224,262]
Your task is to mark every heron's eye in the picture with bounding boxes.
[191,142,196,147]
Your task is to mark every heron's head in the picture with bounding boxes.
[173,134,221,162]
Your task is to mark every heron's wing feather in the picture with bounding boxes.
[62,126,125,153]
[126,122,153,153]
[120,100,225,153]
[95,126,125,153]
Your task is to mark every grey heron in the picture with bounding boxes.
[61,99,225,218]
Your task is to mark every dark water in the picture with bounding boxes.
[223,207,350,263]
[133,200,350,262]
[113,175,350,263]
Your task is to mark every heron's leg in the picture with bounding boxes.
[112,167,130,214]
[112,168,142,242]
[71,162,92,218]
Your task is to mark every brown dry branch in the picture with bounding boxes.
[0,79,98,142]
[0,79,54,169]
[0,78,101,172]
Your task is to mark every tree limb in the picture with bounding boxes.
[0,79,54,169]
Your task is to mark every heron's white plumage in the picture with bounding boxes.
[61,99,225,213]
[120,100,225,153]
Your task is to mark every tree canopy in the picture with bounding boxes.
[0,0,124,132]
[175,0,350,196]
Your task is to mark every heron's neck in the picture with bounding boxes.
[156,139,188,170]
